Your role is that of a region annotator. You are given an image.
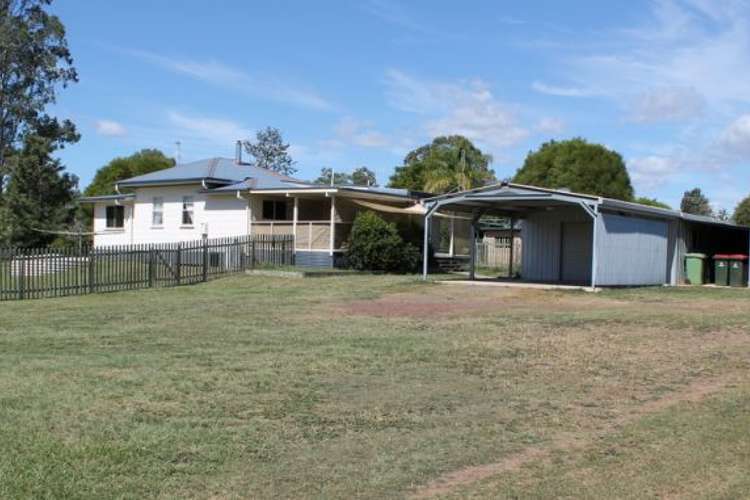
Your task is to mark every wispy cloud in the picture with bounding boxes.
[385,69,528,150]
[531,0,750,123]
[628,86,705,123]
[627,154,681,189]
[333,117,391,148]
[535,117,565,135]
[362,0,431,34]
[95,119,127,137]
[166,111,254,148]
[123,48,333,111]
[531,81,596,98]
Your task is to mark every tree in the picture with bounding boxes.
[0,0,78,192]
[680,188,713,216]
[716,208,731,222]
[243,127,296,175]
[635,196,671,209]
[513,138,634,200]
[345,211,420,273]
[313,167,350,186]
[0,134,78,246]
[84,149,174,197]
[388,135,494,193]
[313,166,377,186]
[351,166,376,186]
[734,195,750,226]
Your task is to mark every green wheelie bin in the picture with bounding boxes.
[713,255,730,286]
[727,255,748,287]
[684,253,707,285]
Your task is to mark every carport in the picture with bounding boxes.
[421,182,750,288]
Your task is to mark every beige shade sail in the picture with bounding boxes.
[349,198,427,215]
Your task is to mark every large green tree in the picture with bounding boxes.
[680,188,713,216]
[733,195,750,226]
[243,127,296,175]
[0,134,78,246]
[84,149,174,197]
[513,138,634,200]
[0,0,78,191]
[388,135,494,193]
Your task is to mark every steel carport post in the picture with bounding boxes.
[422,201,441,280]
[468,209,486,281]
[579,199,602,290]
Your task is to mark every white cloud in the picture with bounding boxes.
[534,1,750,123]
[531,81,595,97]
[95,119,127,137]
[166,111,254,148]
[629,86,705,123]
[719,114,750,156]
[362,0,430,34]
[385,69,528,150]
[124,49,332,111]
[628,155,681,189]
[535,117,565,135]
[333,117,391,148]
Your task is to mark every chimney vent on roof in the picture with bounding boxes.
[235,140,242,164]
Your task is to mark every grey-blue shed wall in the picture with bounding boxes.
[521,207,591,282]
[594,212,670,286]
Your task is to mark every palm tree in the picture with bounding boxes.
[424,140,493,193]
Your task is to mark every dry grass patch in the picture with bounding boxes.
[1,275,749,499]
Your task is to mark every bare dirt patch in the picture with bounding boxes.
[337,286,624,318]
[410,373,740,499]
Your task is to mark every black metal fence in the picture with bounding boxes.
[0,234,294,301]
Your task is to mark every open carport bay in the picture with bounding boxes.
[422,182,750,288]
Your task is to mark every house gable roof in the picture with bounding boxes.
[116,157,309,189]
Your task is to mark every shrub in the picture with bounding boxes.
[346,211,421,273]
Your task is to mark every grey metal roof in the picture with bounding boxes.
[427,182,750,230]
[117,157,308,189]
[116,157,415,200]
[206,179,416,200]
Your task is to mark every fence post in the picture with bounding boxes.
[251,238,256,269]
[148,248,155,288]
[88,248,96,294]
[202,235,209,282]
[18,253,26,300]
[176,243,182,285]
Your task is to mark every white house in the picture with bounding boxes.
[80,147,457,267]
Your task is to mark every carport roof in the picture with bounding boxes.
[426,182,750,230]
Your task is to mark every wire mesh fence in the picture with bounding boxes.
[0,234,293,301]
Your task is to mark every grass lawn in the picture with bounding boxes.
[1,275,749,498]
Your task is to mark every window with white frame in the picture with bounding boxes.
[182,196,194,226]
[152,197,164,226]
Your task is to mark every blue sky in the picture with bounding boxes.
[50,0,750,210]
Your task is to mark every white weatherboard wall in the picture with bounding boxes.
[92,203,134,246]
[93,185,248,247]
[594,212,669,286]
